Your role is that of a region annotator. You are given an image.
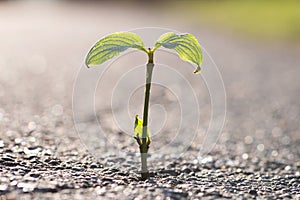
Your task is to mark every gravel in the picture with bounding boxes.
[0,125,299,199]
[0,1,300,199]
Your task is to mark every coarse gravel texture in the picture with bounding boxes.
[1,1,300,200]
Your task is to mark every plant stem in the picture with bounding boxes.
[140,49,154,180]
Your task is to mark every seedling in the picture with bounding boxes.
[85,31,203,180]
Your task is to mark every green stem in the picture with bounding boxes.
[140,49,154,180]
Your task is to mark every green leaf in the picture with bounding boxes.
[154,32,203,74]
[134,115,151,140]
[85,32,147,67]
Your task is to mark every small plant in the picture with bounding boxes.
[85,31,203,180]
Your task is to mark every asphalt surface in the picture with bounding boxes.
[0,1,300,199]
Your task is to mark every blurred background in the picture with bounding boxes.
[0,0,299,160]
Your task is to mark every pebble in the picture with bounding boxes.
[90,163,99,168]
[48,160,60,165]
[0,184,8,192]
[29,173,41,178]
[2,156,15,162]
[3,161,17,167]
[17,182,35,193]
[0,140,4,148]
[72,167,84,171]
[181,166,192,174]
[249,189,258,196]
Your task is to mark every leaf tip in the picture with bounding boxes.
[85,59,97,68]
[194,66,201,74]
[85,57,91,68]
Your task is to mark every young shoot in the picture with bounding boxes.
[85,31,203,180]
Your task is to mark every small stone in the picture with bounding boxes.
[96,187,106,195]
[14,138,23,145]
[28,137,36,143]
[17,182,35,193]
[49,160,60,165]
[249,189,258,196]
[102,177,113,182]
[197,192,204,197]
[28,121,37,131]
[29,173,40,178]
[54,166,64,170]
[90,163,98,168]
[159,169,179,176]
[284,166,292,171]
[24,147,40,156]
[10,181,18,187]
[102,181,111,186]
[257,144,265,151]
[0,140,4,148]
[72,166,84,171]
[114,185,124,192]
[279,194,292,198]
[181,166,192,174]
[0,184,8,192]
[244,136,253,144]
[116,172,127,176]
[36,182,58,193]
[200,156,213,164]
[28,146,39,150]
[24,155,37,160]
[2,155,15,162]
[242,153,249,160]
[43,149,53,156]
[3,161,17,167]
